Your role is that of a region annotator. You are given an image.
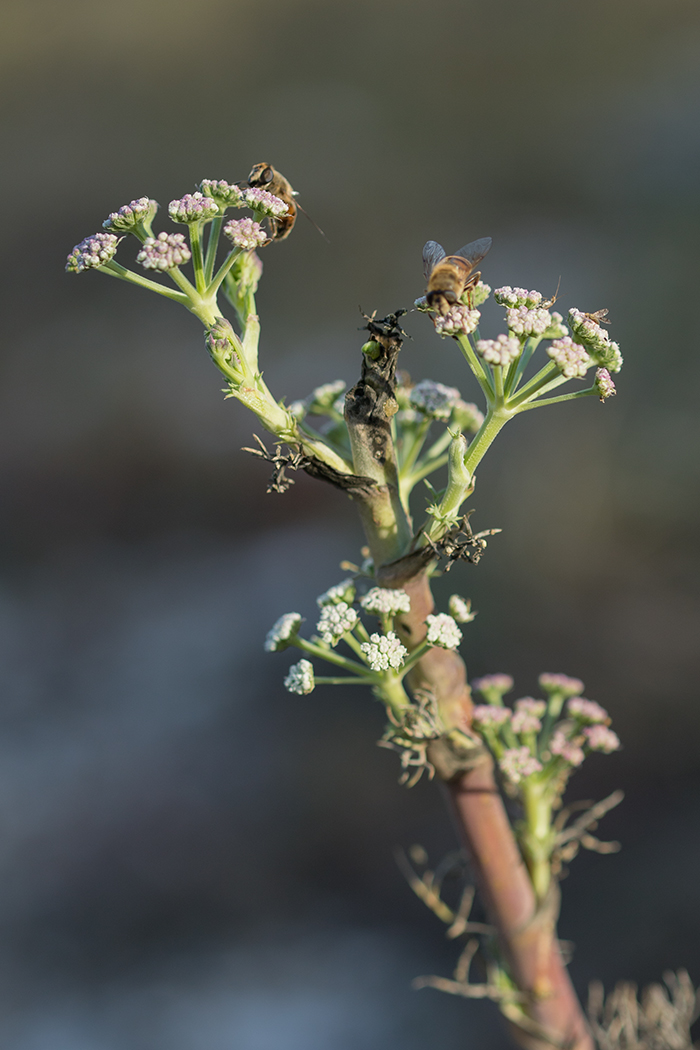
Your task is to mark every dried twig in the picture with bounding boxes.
[588,970,699,1050]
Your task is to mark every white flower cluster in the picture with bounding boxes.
[583,725,620,753]
[550,728,585,767]
[425,613,462,649]
[199,179,246,207]
[499,746,542,784]
[264,612,302,652]
[168,192,219,224]
[409,380,461,420]
[360,632,407,672]
[103,197,158,233]
[224,218,267,250]
[433,305,481,337]
[137,232,191,271]
[448,595,476,623]
[316,601,358,646]
[469,281,492,307]
[361,587,411,615]
[65,233,119,273]
[539,673,583,696]
[568,309,623,372]
[547,337,592,379]
[476,334,521,367]
[507,306,567,339]
[316,578,356,607]
[243,187,289,217]
[494,286,543,309]
[284,659,315,695]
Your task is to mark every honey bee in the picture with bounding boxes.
[423,237,492,315]
[247,163,297,241]
[583,308,610,326]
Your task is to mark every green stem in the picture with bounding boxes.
[376,673,412,717]
[204,216,224,283]
[208,246,243,298]
[507,361,558,408]
[189,223,206,294]
[400,418,432,476]
[399,639,431,676]
[517,386,598,412]
[315,677,371,685]
[295,638,374,676]
[510,335,542,392]
[463,408,513,475]
[101,262,190,304]
[521,779,554,902]
[454,334,494,396]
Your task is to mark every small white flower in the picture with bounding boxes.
[360,631,408,672]
[476,335,521,367]
[567,697,609,724]
[547,337,592,379]
[425,613,462,650]
[284,659,315,694]
[361,587,411,615]
[448,595,476,623]
[264,612,302,652]
[316,579,356,607]
[494,286,543,309]
[583,725,620,753]
[316,601,358,646]
[433,306,480,337]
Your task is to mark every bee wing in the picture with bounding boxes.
[452,237,492,268]
[423,241,446,280]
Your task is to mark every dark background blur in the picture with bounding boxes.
[2,0,700,1046]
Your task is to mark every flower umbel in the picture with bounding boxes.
[499,747,542,784]
[224,218,268,251]
[284,659,315,695]
[547,337,592,378]
[433,305,480,337]
[66,233,119,273]
[137,232,191,271]
[476,335,521,367]
[169,192,219,224]
[425,613,462,650]
[316,601,359,646]
[103,197,158,234]
[361,587,411,615]
[265,612,302,652]
[409,380,461,420]
[360,632,408,672]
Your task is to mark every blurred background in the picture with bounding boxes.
[1,0,700,1045]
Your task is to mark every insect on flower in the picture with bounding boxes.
[583,308,610,326]
[246,163,328,242]
[423,237,492,316]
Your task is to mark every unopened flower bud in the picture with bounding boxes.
[476,334,521,366]
[425,613,462,650]
[199,179,246,208]
[547,337,592,379]
[317,578,356,607]
[466,281,491,307]
[316,601,358,646]
[449,595,476,623]
[361,587,411,615]
[512,697,546,734]
[169,192,219,224]
[103,197,158,234]
[137,232,191,271]
[224,218,267,251]
[265,612,302,652]
[66,233,120,273]
[495,287,543,309]
[360,631,407,672]
[242,187,289,217]
[433,305,480,337]
[284,659,315,694]
[507,305,560,337]
[567,309,622,372]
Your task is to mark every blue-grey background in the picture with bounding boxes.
[2,0,700,1045]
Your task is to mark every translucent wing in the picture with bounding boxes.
[422,241,446,280]
[452,237,492,268]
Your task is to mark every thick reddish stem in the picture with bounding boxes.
[448,758,593,1050]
